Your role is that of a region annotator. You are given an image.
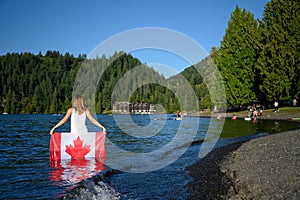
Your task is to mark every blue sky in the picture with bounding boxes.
[0,0,269,73]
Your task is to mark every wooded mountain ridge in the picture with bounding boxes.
[0,51,211,114]
[1,0,299,114]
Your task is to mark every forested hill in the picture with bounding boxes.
[0,52,143,113]
[0,51,191,114]
[0,51,83,114]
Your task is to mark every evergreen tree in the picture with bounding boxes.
[216,6,260,107]
[256,0,300,102]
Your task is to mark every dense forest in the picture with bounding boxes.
[0,51,172,113]
[0,0,299,114]
[0,51,83,114]
[215,0,299,107]
[0,50,201,114]
[0,49,217,114]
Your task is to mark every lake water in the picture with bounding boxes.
[0,114,298,199]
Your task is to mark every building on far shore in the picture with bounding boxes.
[112,102,155,114]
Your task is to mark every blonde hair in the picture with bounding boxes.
[73,95,86,114]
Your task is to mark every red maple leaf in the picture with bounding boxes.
[65,136,91,159]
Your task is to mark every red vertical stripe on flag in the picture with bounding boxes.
[95,132,106,162]
[50,132,61,161]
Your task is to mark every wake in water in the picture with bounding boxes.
[61,180,120,200]
[50,158,122,199]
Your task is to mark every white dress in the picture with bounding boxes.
[70,108,88,134]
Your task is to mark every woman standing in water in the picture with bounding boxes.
[50,95,106,135]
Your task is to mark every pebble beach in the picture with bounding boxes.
[187,108,300,199]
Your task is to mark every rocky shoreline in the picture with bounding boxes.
[187,110,300,199]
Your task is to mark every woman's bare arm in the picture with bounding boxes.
[49,108,72,135]
[86,109,106,133]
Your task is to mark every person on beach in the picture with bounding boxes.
[274,101,279,112]
[232,115,237,120]
[49,95,106,135]
[247,105,252,117]
[292,98,297,107]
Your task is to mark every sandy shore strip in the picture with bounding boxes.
[187,109,300,199]
[191,107,300,121]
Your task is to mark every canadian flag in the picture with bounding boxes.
[50,132,106,161]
